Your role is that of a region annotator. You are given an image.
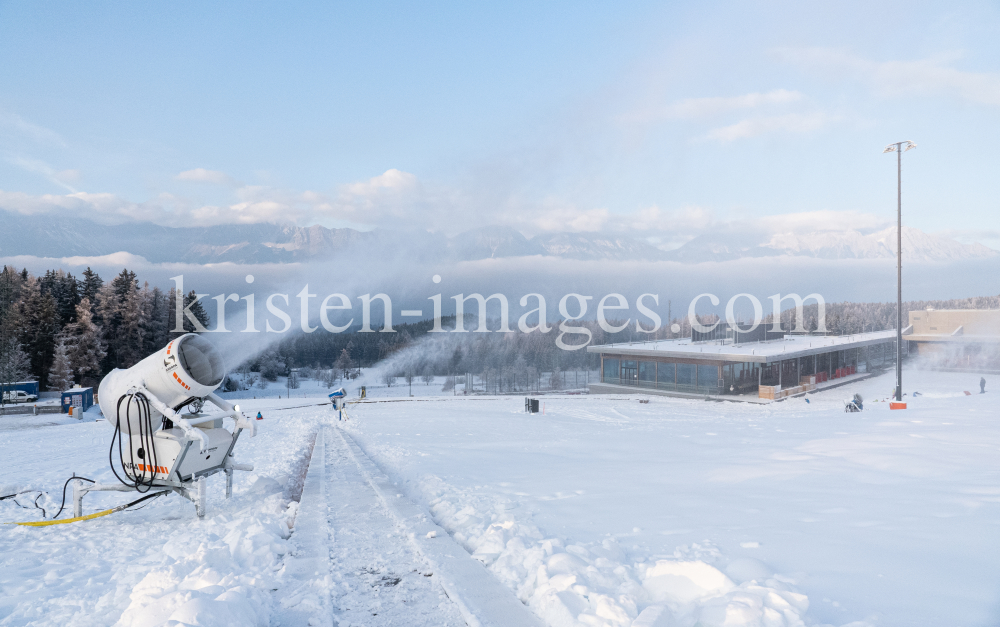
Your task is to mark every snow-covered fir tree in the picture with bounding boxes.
[48,340,74,392]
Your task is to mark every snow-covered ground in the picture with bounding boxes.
[1,367,997,626]
[217,370,593,402]
[339,369,1000,627]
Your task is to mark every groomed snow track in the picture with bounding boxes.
[278,425,544,627]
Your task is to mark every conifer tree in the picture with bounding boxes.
[63,298,106,382]
[15,275,60,389]
[95,283,119,371]
[49,340,74,392]
[0,338,30,404]
[335,348,352,378]
[116,283,145,368]
[80,267,102,305]
[144,286,169,353]
[167,289,211,338]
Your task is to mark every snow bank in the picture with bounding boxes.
[341,370,993,626]
[114,487,293,627]
[0,406,323,626]
[422,477,813,627]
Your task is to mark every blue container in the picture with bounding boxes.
[11,381,39,396]
[61,387,94,414]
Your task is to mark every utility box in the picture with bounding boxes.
[525,397,540,413]
[61,386,94,414]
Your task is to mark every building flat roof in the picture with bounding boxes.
[905,334,1000,344]
[587,330,897,364]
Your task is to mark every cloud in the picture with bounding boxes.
[54,169,80,184]
[705,111,836,142]
[620,88,834,142]
[938,228,1000,249]
[755,210,889,234]
[778,48,1000,106]
[621,89,806,127]
[0,169,887,255]
[664,89,804,119]
[3,155,78,192]
[0,168,445,229]
[175,168,238,186]
[0,110,66,147]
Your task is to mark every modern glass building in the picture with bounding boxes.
[587,330,898,400]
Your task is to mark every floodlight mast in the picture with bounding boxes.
[883,140,916,402]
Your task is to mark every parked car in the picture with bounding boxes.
[2,390,38,403]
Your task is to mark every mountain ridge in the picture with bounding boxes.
[0,210,993,265]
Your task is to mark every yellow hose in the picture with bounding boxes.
[3,490,167,527]
[10,508,114,527]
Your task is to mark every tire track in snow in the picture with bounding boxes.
[321,426,464,626]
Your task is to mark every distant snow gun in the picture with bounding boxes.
[73,334,258,519]
[329,387,346,420]
[844,393,864,413]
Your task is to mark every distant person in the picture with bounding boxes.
[256,411,263,420]
[981,377,987,394]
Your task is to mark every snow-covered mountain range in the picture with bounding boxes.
[0,210,994,264]
[670,226,997,263]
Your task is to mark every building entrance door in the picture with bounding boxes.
[621,361,637,386]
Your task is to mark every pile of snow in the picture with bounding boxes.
[420,476,810,627]
[0,403,322,626]
[341,368,1000,626]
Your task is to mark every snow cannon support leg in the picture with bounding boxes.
[72,478,83,518]
[196,477,206,519]
[225,468,233,499]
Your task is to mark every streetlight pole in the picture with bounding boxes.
[883,140,916,402]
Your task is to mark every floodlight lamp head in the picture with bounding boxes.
[883,140,917,153]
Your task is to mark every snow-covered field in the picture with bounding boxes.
[1,367,998,626]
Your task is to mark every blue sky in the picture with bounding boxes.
[2,0,999,248]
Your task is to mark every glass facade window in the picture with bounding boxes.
[657,362,675,390]
[602,358,620,383]
[676,363,696,391]
[638,361,656,387]
[599,356,773,395]
[698,365,719,394]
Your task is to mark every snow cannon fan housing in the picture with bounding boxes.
[98,334,255,491]
[99,334,225,434]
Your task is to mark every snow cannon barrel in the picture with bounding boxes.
[98,334,226,435]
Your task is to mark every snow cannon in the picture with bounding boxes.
[83,334,257,518]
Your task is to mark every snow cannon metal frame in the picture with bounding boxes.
[77,334,257,519]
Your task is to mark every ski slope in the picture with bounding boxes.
[0,368,997,626]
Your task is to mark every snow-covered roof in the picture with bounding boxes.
[587,329,898,364]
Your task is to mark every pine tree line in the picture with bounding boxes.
[3,262,997,395]
[0,266,209,393]
[770,295,1000,335]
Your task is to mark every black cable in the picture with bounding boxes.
[110,395,130,487]
[11,494,38,512]
[52,474,96,520]
[33,493,46,519]
[144,394,160,491]
[123,490,169,511]
[124,392,143,492]
[112,393,148,491]
[109,392,161,494]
